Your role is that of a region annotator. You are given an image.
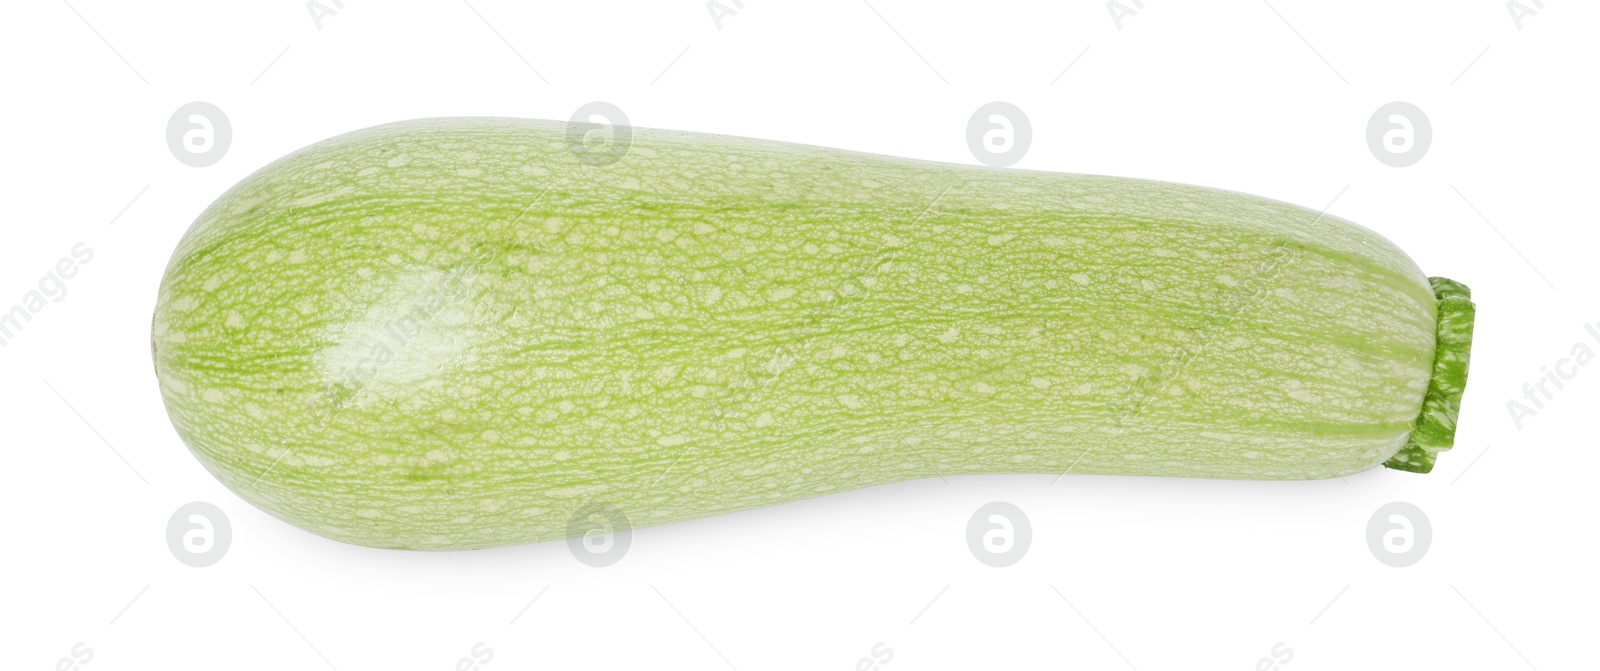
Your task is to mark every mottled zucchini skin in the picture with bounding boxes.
[154,118,1467,550]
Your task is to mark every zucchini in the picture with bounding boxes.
[153,118,1474,550]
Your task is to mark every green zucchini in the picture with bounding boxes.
[153,118,1474,550]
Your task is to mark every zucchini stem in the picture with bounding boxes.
[1385,277,1475,473]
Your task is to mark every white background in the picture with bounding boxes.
[2,1,1595,669]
